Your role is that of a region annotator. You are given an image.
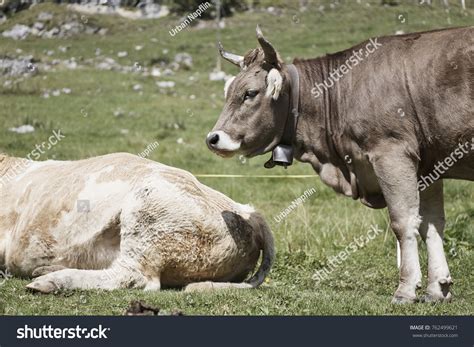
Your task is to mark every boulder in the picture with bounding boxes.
[2,24,30,40]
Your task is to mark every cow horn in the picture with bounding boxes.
[218,42,244,68]
[256,24,279,67]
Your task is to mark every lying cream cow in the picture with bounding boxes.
[0,153,274,293]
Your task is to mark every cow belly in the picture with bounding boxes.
[442,152,474,181]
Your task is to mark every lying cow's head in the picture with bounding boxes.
[206,26,291,158]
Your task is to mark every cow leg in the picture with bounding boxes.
[184,281,252,292]
[26,202,166,294]
[418,180,452,302]
[371,146,422,303]
[32,265,67,278]
[26,258,148,293]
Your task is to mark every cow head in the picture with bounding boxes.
[206,26,291,158]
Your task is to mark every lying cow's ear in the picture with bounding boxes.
[266,68,283,100]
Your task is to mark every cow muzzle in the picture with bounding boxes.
[206,130,241,156]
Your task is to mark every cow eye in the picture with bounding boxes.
[244,90,259,100]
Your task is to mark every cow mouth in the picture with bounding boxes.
[240,140,281,159]
[212,147,259,159]
[207,145,239,158]
[213,149,236,158]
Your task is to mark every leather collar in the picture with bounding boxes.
[264,64,300,169]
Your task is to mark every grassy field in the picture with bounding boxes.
[0,1,472,315]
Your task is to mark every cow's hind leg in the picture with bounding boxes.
[372,145,422,304]
[184,281,253,292]
[32,265,67,278]
[418,181,452,302]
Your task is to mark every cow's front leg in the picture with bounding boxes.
[371,146,422,303]
[418,180,452,302]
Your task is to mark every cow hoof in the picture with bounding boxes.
[26,279,59,294]
[422,279,453,303]
[32,265,67,278]
[391,295,417,304]
[420,293,452,303]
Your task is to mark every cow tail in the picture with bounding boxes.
[246,216,275,288]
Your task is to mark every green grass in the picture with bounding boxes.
[0,1,473,315]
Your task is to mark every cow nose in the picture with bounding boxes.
[206,132,219,148]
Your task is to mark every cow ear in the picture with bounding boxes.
[266,68,283,100]
[224,76,236,98]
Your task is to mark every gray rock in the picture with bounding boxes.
[63,59,78,70]
[95,57,118,71]
[139,3,169,19]
[0,56,38,77]
[162,68,174,76]
[33,22,45,31]
[156,81,175,88]
[2,24,31,40]
[173,53,193,70]
[113,108,125,117]
[85,26,99,35]
[37,12,53,22]
[8,125,35,134]
[44,27,60,38]
[98,28,108,36]
[60,21,82,36]
[209,70,231,81]
[58,45,70,53]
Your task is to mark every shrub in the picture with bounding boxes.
[164,0,248,18]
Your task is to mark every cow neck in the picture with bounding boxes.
[282,64,300,145]
[322,57,343,161]
[263,64,300,169]
[292,57,347,167]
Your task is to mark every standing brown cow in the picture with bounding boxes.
[207,26,474,303]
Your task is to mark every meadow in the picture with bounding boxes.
[0,1,472,315]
